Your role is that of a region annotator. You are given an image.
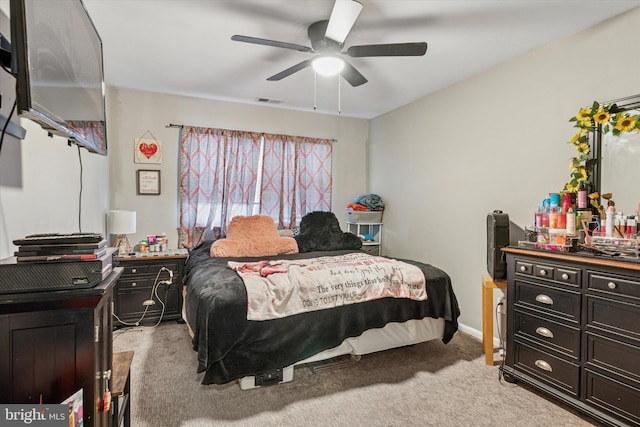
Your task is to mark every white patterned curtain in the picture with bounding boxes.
[260,134,332,228]
[178,127,261,248]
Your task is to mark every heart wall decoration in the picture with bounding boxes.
[134,137,162,164]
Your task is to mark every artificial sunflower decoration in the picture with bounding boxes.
[563,101,640,192]
[588,191,615,219]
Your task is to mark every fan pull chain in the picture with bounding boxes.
[338,74,341,114]
[313,71,317,110]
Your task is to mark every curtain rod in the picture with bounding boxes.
[165,123,336,142]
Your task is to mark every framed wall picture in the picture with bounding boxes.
[134,137,162,164]
[137,169,161,195]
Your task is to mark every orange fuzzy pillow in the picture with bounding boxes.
[210,215,298,258]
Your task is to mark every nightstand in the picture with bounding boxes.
[113,250,188,327]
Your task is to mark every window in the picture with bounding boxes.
[178,127,332,248]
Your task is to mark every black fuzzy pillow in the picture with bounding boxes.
[294,211,363,253]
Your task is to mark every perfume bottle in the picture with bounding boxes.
[566,208,576,236]
[605,206,615,237]
[578,182,587,209]
[549,207,559,229]
[557,208,567,230]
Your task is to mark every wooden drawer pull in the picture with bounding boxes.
[535,294,553,305]
[535,327,554,338]
[535,359,553,372]
[607,281,617,290]
[538,269,547,276]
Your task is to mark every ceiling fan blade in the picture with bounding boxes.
[346,42,427,57]
[325,0,363,44]
[267,59,313,81]
[231,35,312,53]
[340,61,367,87]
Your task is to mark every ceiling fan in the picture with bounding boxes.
[231,0,428,87]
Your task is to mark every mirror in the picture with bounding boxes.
[595,94,640,215]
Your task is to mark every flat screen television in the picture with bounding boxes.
[10,0,107,155]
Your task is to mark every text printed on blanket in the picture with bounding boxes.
[228,252,427,320]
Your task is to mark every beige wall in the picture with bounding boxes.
[368,8,640,334]
[107,88,369,247]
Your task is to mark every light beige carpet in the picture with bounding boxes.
[113,322,601,427]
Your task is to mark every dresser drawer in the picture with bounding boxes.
[585,369,640,426]
[586,332,640,384]
[587,296,640,341]
[514,260,580,287]
[514,260,534,275]
[118,278,151,290]
[514,280,581,323]
[533,263,556,280]
[514,310,580,359]
[553,267,580,286]
[513,340,580,397]
[360,245,380,256]
[588,271,640,300]
[115,285,180,318]
[122,264,151,276]
[121,261,179,278]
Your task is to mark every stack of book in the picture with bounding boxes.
[13,233,108,263]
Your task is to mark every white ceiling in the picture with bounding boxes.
[82,0,640,119]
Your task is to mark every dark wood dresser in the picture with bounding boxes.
[113,252,187,327]
[0,267,122,427]
[502,247,640,427]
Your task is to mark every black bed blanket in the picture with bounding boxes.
[183,241,460,385]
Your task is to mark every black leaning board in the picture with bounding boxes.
[487,211,509,280]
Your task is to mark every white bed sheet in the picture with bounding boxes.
[297,316,445,364]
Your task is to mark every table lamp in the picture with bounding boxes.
[109,210,136,255]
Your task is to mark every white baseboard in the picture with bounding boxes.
[457,322,501,347]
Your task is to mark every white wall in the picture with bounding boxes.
[0,3,109,259]
[107,88,369,247]
[368,8,640,334]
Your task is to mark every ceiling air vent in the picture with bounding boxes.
[256,97,281,104]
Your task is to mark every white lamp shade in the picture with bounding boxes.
[109,210,136,235]
[312,56,345,76]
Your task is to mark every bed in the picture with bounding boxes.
[182,236,460,387]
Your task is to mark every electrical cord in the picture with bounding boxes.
[496,298,505,379]
[1,64,19,155]
[149,274,169,328]
[496,297,518,387]
[112,266,173,328]
[0,98,16,155]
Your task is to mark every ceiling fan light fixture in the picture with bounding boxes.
[312,56,345,76]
